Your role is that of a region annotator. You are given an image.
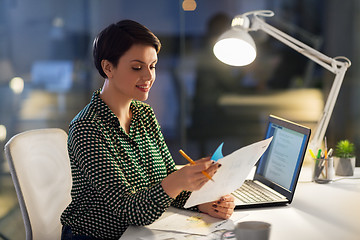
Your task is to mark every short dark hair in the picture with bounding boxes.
[93,20,161,78]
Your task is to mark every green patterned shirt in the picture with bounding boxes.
[60,90,192,239]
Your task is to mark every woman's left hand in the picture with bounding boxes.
[197,194,235,219]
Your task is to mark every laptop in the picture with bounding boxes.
[233,115,311,209]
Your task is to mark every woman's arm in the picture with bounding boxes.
[69,121,173,226]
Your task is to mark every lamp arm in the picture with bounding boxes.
[248,15,351,150]
[250,16,347,73]
[309,65,348,150]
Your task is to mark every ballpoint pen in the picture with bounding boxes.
[179,149,215,182]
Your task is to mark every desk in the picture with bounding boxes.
[120,167,360,240]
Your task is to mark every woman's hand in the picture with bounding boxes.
[198,194,235,219]
[161,157,221,198]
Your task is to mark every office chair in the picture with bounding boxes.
[4,128,72,240]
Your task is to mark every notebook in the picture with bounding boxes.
[233,115,311,209]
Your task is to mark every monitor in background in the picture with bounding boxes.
[31,60,73,92]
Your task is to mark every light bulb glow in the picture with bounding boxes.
[213,38,256,66]
[0,125,6,142]
[9,77,24,94]
[182,0,197,11]
[213,27,257,66]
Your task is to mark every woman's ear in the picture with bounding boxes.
[101,59,114,79]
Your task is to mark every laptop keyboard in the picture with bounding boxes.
[232,180,284,203]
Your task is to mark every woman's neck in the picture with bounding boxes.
[100,81,132,133]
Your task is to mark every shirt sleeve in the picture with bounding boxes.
[68,119,174,226]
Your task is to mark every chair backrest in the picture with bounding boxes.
[4,128,72,240]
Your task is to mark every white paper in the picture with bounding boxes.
[184,137,273,208]
[146,207,247,236]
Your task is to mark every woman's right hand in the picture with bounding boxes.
[161,157,221,198]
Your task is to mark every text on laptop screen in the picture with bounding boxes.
[257,122,308,191]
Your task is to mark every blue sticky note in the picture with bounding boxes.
[211,142,224,162]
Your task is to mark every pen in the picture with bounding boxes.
[324,137,328,178]
[328,148,333,158]
[316,149,322,159]
[308,149,316,159]
[324,136,328,159]
[179,149,215,182]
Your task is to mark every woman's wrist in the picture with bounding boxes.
[161,172,183,198]
[197,202,211,214]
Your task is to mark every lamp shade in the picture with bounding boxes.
[213,27,256,66]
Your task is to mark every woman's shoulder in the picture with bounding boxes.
[131,100,154,114]
[71,103,96,123]
[69,102,105,134]
[131,100,159,128]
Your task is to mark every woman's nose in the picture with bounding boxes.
[143,67,154,80]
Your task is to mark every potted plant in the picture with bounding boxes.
[334,139,356,176]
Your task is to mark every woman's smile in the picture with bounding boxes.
[136,83,151,92]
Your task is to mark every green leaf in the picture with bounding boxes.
[335,140,355,158]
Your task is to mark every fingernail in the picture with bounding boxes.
[217,201,221,204]
[214,209,219,213]
[218,164,222,168]
[212,203,217,208]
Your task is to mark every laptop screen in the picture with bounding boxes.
[255,115,311,197]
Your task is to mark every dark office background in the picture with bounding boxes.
[0,0,359,237]
[1,0,359,161]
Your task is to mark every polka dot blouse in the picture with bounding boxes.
[60,90,194,239]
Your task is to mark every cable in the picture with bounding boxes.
[332,177,360,182]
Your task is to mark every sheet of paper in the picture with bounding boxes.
[146,207,247,236]
[184,137,273,208]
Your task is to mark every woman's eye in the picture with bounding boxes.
[132,65,156,71]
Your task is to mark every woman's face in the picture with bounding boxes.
[107,44,158,102]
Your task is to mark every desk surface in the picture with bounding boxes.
[121,167,360,240]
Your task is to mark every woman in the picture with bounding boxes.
[60,19,235,240]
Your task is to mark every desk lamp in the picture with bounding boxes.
[213,10,351,151]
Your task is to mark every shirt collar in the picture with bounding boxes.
[90,89,140,126]
[91,90,119,124]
